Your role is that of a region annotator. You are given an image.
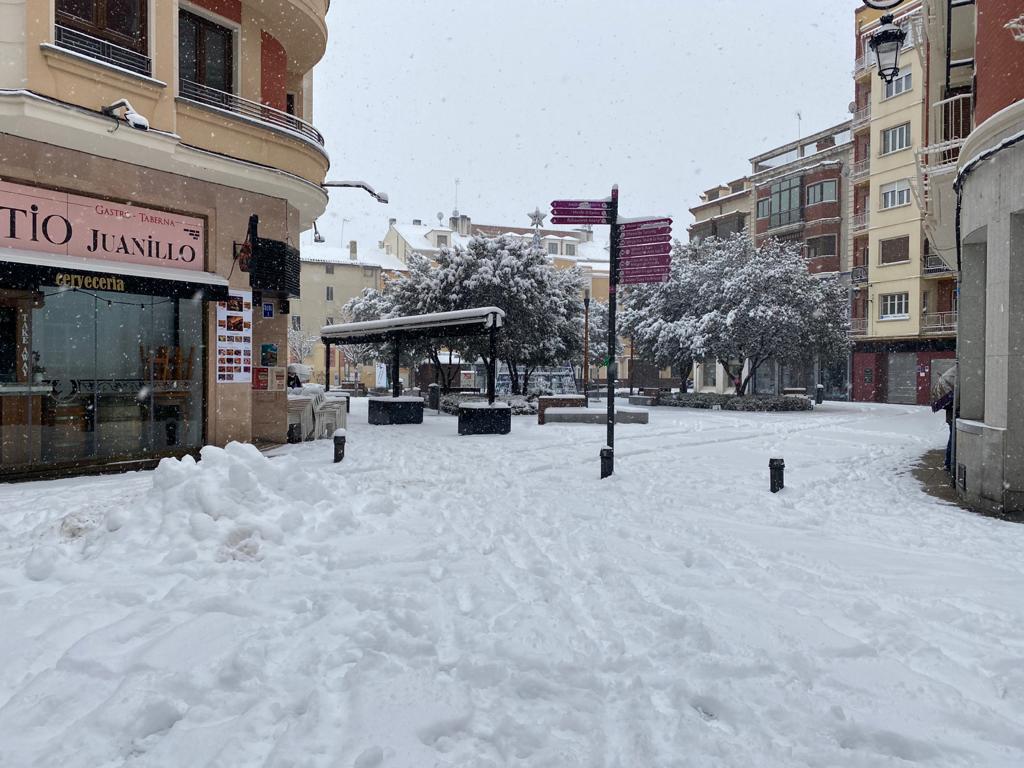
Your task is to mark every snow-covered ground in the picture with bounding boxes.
[1,400,1023,767]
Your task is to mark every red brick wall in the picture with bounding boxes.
[937,279,955,312]
[853,352,886,402]
[190,0,242,23]
[974,0,1024,124]
[261,31,288,111]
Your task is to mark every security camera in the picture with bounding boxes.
[101,99,150,131]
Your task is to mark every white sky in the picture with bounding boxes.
[312,0,864,251]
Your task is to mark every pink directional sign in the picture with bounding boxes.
[619,254,671,270]
[619,225,672,239]
[550,199,612,211]
[618,218,672,230]
[550,215,610,225]
[620,271,669,285]
[619,233,671,247]
[620,242,672,258]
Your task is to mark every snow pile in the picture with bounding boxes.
[1,401,1023,766]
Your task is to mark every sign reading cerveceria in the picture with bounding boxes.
[0,179,205,272]
[55,272,127,292]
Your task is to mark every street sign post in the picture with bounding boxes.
[549,190,671,478]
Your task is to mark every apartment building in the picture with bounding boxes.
[0,0,329,477]
[849,1,958,405]
[289,235,406,389]
[687,178,752,245]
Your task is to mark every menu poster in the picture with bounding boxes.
[215,290,253,383]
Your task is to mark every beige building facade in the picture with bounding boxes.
[0,0,329,478]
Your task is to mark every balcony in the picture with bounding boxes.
[921,311,957,334]
[850,158,870,181]
[850,317,868,335]
[851,211,869,232]
[53,25,151,77]
[179,80,325,148]
[854,54,871,77]
[852,104,871,129]
[851,265,868,284]
[923,254,954,276]
[914,93,974,211]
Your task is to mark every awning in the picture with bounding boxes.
[0,247,230,300]
[321,307,505,345]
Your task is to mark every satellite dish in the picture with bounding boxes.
[848,101,857,114]
[863,0,906,8]
[437,212,444,224]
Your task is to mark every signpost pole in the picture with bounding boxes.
[603,185,619,479]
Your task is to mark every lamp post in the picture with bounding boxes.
[863,1,908,85]
[583,286,590,406]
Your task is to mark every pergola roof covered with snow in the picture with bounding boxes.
[320,307,505,345]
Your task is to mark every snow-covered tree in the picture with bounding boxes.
[287,327,320,364]
[621,234,850,395]
[578,297,622,377]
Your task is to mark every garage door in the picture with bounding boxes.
[887,352,917,404]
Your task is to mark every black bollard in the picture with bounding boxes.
[815,384,824,405]
[600,447,614,479]
[287,423,302,444]
[333,429,346,463]
[769,457,785,492]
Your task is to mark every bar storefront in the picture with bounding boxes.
[0,179,229,478]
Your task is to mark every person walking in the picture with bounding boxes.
[931,365,957,473]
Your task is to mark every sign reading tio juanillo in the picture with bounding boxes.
[0,180,205,271]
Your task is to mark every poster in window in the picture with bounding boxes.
[216,290,252,383]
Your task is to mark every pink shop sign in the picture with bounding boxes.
[0,179,205,271]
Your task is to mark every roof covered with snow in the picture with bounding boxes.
[299,231,407,271]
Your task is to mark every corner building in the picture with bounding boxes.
[0,0,329,478]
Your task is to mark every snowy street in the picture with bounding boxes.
[1,400,1023,767]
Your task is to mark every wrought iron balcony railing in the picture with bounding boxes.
[921,311,957,333]
[851,211,869,232]
[850,317,868,335]
[179,79,325,148]
[852,104,871,129]
[850,158,870,180]
[923,254,954,275]
[54,25,152,77]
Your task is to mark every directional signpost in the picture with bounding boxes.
[549,188,672,478]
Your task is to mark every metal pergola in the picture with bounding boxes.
[320,307,506,403]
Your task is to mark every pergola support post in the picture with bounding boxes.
[324,342,331,392]
[391,338,401,398]
[488,323,497,405]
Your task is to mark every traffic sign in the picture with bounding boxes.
[620,242,671,258]
[550,215,610,225]
[619,233,671,247]
[618,217,672,230]
[550,199,611,211]
[619,254,670,270]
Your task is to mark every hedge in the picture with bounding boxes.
[439,393,538,416]
[659,392,813,412]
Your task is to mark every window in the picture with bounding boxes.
[701,359,717,387]
[884,68,912,99]
[547,242,559,255]
[179,10,234,93]
[325,264,334,275]
[879,235,910,264]
[436,234,448,247]
[286,93,296,116]
[881,123,911,155]
[565,243,576,256]
[806,180,837,205]
[805,236,837,260]
[325,286,334,301]
[767,177,802,228]
[879,292,909,319]
[756,198,770,219]
[291,316,301,330]
[880,179,912,209]
[57,0,147,54]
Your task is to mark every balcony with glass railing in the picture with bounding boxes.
[851,211,869,232]
[921,311,957,334]
[178,79,325,149]
[923,254,954,277]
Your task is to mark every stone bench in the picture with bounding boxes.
[544,407,649,425]
[537,394,586,425]
[628,395,657,406]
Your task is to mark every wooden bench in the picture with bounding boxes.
[538,394,586,425]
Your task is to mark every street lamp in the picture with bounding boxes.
[583,287,591,406]
[869,13,908,84]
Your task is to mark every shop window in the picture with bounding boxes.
[0,287,205,476]
[879,235,910,264]
[56,0,147,54]
[179,10,234,93]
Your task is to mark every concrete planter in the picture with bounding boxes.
[458,403,511,435]
[368,396,424,425]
